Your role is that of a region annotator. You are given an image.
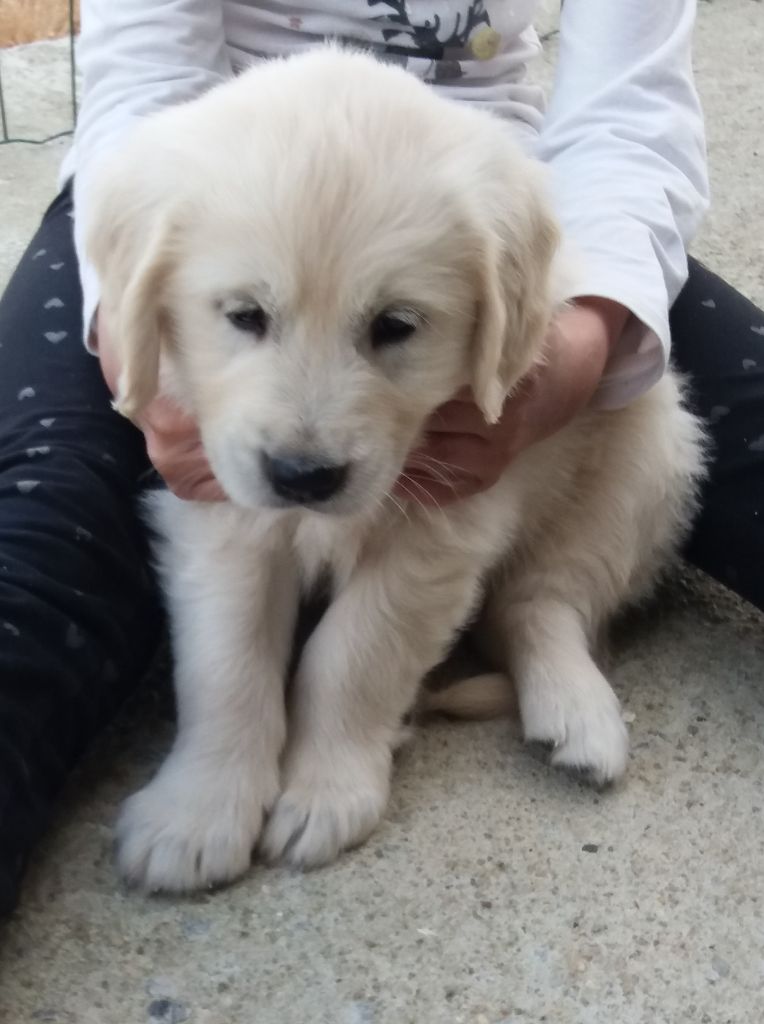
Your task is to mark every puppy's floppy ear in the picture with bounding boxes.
[470,179,561,424]
[86,152,178,420]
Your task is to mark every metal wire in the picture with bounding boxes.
[0,61,8,141]
[68,0,78,123]
[0,0,78,147]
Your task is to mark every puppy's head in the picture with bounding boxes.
[88,48,563,513]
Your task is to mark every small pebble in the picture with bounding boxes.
[145,978,178,999]
[147,998,190,1023]
[181,915,211,937]
[711,954,730,978]
[344,1001,376,1024]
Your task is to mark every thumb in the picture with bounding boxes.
[139,393,199,439]
[94,306,123,399]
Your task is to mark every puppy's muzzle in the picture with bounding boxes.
[261,452,349,505]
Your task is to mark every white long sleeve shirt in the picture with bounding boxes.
[61,0,709,407]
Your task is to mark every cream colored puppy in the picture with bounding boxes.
[87,48,704,892]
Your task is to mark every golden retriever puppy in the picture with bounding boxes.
[86,48,704,892]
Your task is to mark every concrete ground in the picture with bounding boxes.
[0,3,762,1022]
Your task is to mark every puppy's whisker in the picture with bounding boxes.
[403,473,445,511]
[374,484,409,522]
[397,490,435,527]
[381,490,411,523]
[396,474,447,525]
[404,459,461,494]
[411,452,462,472]
[407,450,463,473]
[406,459,456,484]
[405,458,460,490]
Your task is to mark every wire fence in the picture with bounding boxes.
[0,1,559,149]
[0,0,77,146]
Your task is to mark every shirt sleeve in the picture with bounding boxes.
[59,0,233,349]
[534,0,710,408]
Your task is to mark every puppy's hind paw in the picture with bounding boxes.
[548,704,629,786]
[522,676,629,787]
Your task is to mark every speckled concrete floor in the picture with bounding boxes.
[1,4,763,1023]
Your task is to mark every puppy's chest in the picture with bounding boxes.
[293,515,368,595]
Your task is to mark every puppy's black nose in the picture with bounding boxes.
[262,453,349,504]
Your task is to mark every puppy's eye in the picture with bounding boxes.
[370,310,419,348]
[226,305,269,337]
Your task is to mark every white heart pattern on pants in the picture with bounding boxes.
[16,480,40,494]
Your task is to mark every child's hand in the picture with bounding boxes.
[95,308,226,502]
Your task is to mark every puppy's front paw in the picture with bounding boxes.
[116,754,278,892]
[261,741,391,868]
[520,670,629,786]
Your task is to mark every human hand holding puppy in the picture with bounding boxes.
[96,306,227,501]
[96,297,628,504]
[398,296,629,505]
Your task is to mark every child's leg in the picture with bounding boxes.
[671,257,764,611]
[0,185,163,913]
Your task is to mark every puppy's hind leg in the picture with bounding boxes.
[481,380,704,786]
[483,592,628,785]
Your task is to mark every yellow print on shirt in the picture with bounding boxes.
[367,0,502,66]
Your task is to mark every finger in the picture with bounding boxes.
[407,434,493,478]
[144,428,201,471]
[94,307,122,397]
[447,385,477,403]
[144,428,221,485]
[425,400,495,438]
[158,450,227,501]
[140,394,198,436]
[172,475,228,502]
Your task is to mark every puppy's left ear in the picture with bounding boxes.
[470,178,562,424]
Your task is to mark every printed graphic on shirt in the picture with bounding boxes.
[367,0,502,80]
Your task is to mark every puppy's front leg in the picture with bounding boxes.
[117,504,297,892]
[262,529,483,868]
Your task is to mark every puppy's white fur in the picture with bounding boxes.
[87,49,704,891]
